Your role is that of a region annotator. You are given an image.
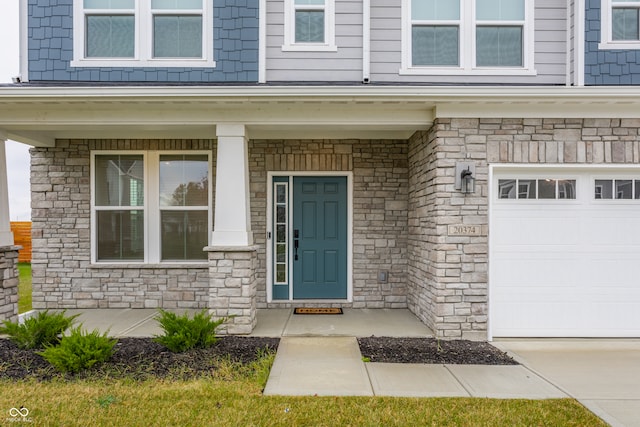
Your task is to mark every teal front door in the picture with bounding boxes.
[292,176,347,299]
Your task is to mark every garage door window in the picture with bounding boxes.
[498,179,576,199]
[595,179,640,199]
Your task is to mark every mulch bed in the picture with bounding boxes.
[0,336,516,381]
[358,337,518,365]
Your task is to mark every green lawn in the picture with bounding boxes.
[17,262,32,314]
[0,380,606,426]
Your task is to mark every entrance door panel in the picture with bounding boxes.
[293,177,347,299]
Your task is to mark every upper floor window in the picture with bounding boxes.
[402,0,535,75]
[282,0,336,51]
[600,0,640,49]
[72,0,215,68]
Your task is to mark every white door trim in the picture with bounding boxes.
[266,171,353,303]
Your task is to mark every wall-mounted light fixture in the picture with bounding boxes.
[455,161,476,195]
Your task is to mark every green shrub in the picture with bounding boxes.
[0,309,79,349]
[38,327,118,373]
[154,309,227,353]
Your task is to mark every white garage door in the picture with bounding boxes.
[490,168,640,338]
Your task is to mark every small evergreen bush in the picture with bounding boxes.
[0,310,79,349]
[38,327,118,373]
[154,309,227,353]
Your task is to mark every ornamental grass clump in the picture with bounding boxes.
[0,309,79,349]
[38,327,118,373]
[154,309,228,353]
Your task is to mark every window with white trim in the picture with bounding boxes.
[72,0,215,68]
[600,0,640,49]
[282,0,336,51]
[402,0,535,75]
[92,152,212,263]
[498,179,577,200]
[594,179,640,199]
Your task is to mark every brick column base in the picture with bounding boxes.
[0,246,20,323]
[206,245,258,335]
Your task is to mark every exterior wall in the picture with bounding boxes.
[248,140,409,308]
[265,0,363,82]
[28,0,259,83]
[30,139,216,310]
[0,247,20,322]
[370,0,567,84]
[585,0,640,84]
[408,117,640,339]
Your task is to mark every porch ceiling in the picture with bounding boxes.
[2,85,640,146]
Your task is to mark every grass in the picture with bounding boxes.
[17,263,32,314]
[0,351,606,427]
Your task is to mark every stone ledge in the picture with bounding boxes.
[204,245,259,252]
[89,263,208,269]
[0,245,22,252]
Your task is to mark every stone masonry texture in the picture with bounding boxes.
[0,247,20,323]
[29,119,640,338]
[30,139,215,310]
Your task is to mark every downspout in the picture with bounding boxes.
[259,0,267,83]
[362,0,370,83]
[566,0,572,86]
[19,0,29,82]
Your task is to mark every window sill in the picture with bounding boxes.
[598,41,640,50]
[399,66,537,76]
[281,44,338,52]
[90,262,208,269]
[71,58,217,68]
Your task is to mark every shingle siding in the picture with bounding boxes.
[585,0,640,85]
[27,0,259,83]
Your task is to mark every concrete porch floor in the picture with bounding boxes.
[56,308,433,338]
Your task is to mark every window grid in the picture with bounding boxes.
[274,182,289,285]
[594,178,640,200]
[498,178,577,200]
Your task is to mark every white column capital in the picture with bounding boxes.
[216,124,247,139]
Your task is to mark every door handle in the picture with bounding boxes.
[294,229,299,260]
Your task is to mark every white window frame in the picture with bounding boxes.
[282,0,337,52]
[400,0,536,76]
[90,150,213,265]
[72,0,215,68]
[600,0,640,49]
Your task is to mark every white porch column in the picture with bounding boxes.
[212,124,253,246]
[0,138,14,247]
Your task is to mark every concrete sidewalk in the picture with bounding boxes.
[263,336,566,399]
[495,340,640,427]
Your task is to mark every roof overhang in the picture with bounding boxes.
[1,85,640,146]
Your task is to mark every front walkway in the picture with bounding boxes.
[58,308,433,338]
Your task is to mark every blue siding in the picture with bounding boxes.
[585,0,640,85]
[28,0,259,83]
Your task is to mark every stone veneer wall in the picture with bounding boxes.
[249,140,409,308]
[0,247,20,322]
[408,118,640,340]
[31,139,215,310]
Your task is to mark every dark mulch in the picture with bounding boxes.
[358,337,518,365]
[0,337,279,381]
[1,336,516,381]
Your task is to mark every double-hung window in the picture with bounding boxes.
[402,0,534,75]
[282,0,336,51]
[72,0,215,67]
[600,0,640,49]
[92,152,212,264]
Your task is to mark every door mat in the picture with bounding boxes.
[293,307,343,315]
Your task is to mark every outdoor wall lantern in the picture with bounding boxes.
[455,161,476,195]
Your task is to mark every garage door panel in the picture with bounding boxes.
[491,170,640,338]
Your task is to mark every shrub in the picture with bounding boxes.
[38,327,118,373]
[0,310,79,349]
[154,309,227,353]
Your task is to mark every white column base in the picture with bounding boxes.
[211,230,253,247]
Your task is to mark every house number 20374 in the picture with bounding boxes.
[447,225,482,236]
